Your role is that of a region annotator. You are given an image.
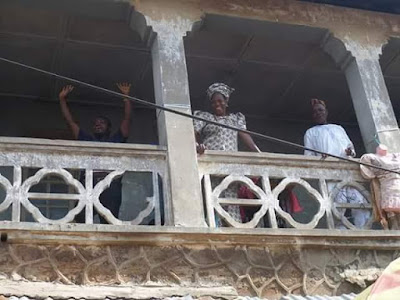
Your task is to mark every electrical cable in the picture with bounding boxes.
[1,56,399,175]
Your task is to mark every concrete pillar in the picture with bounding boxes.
[146,17,205,227]
[324,36,400,153]
[345,42,400,153]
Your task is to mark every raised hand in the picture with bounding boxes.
[59,85,79,139]
[116,83,132,96]
[59,85,74,100]
[118,83,133,138]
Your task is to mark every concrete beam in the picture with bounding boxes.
[132,0,400,43]
[2,222,400,249]
[322,34,353,71]
[144,15,205,227]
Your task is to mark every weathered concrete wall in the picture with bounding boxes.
[0,241,396,299]
[133,0,400,42]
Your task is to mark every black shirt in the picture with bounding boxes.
[77,129,126,183]
[78,129,127,143]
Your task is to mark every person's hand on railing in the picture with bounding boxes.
[320,153,328,160]
[196,143,206,154]
[345,146,356,157]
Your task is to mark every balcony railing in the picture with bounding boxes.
[198,151,373,230]
[0,138,374,231]
[0,137,168,225]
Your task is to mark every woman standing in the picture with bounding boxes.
[193,83,260,225]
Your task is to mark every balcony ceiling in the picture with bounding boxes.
[185,15,400,126]
[0,1,155,107]
[0,1,399,136]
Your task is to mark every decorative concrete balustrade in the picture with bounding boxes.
[0,137,168,225]
[198,151,373,229]
[0,137,373,229]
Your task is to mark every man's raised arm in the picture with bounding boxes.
[59,85,79,139]
[116,83,132,138]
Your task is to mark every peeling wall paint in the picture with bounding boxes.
[146,16,193,64]
[134,0,400,44]
[342,39,383,61]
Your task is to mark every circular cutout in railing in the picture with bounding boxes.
[25,172,80,222]
[211,175,268,228]
[271,178,325,230]
[21,168,85,223]
[329,180,372,230]
[272,178,321,228]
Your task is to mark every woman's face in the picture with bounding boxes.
[211,93,228,116]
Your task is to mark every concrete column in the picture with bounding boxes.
[345,42,400,153]
[146,17,205,227]
[325,36,400,153]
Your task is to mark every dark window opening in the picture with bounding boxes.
[0,1,158,145]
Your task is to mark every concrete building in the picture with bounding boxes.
[0,0,399,298]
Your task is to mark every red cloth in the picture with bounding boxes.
[238,184,257,199]
[238,179,258,221]
[289,189,303,213]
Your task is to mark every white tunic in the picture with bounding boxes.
[304,124,353,157]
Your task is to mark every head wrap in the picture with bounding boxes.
[311,98,326,108]
[206,83,235,101]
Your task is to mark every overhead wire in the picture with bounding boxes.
[1,56,400,175]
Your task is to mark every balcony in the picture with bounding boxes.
[0,137,167,226]
[0,137,373,232]
[1,137,396,299]
[198,150,372,230]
